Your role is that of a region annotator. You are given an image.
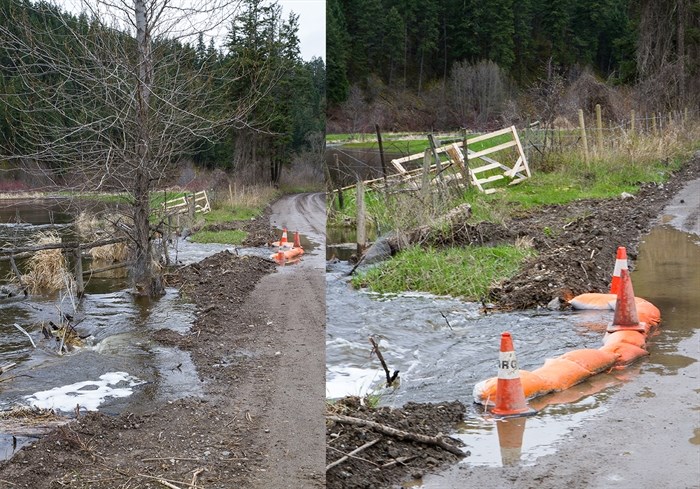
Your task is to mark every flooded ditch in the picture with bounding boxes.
[326,221,700,472]
[0,199,276,460]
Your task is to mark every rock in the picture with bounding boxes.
[621,192,635,200]
[547,297,561,310]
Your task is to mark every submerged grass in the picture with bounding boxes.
[352,244,536,300]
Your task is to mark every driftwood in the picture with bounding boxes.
[326,438,381,471]
[326,414,465,457]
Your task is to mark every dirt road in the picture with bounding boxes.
[245,192,326,488]
[0,192,327,488]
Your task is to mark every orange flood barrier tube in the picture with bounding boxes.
[474,269,660,405]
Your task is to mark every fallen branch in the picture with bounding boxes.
[326,414,464,457]
[369,337,399,387]
[12,324,36,348]
[326,438,381,471]
[0,363,17,375]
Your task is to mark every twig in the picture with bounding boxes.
[327,444,381,468]
[326,414,464,457]
[136,474,195,488]
[158,480,183,489]
[369,337,399,387]
[190,468,206,488]
[382,455,418,468]
[439,311,453,330]
[326,438,381,471]
[0,479,16,487]
[12,324,36,348]
[141,457,200,463]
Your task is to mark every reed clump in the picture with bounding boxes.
[20,232,73,294]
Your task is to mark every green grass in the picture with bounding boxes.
[351,244,536,299]
[189,229,247,244]
[203,205,259,223]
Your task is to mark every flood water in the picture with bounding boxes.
[0,199,270,459]
[326,215,700,469]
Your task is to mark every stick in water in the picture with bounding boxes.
[12,324,36,348]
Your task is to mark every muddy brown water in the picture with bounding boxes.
[326,222,699,475]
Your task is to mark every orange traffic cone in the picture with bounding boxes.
[491,332,537,418]
[279,228,289,247]
[497,417,527,467]
[607,269,645,333]
[609,246,628,295]
[293,230,302,249]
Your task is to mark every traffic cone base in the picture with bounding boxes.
[491,332,538,418]
[608,268,645,333]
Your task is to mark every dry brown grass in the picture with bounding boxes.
[20,232,73,294]
[89,241,128,262]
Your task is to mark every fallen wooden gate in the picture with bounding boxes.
[388,126,531,194]
[162,190,211,215]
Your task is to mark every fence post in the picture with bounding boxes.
[375,124,387,190]
[630,110,636,134]
[73,247,84,297]
[578,109,589,163]
[684,107,688,126]
[421,149,431,203]
[595,104,603,153]
[356,178,366,256]
[652,113,657,135]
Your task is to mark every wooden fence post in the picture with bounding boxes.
[578,109,589,163]
[421,149,431,203]
[375,124,387,189]
[652,113,658,135]
[630,109,636,134]
[595,104,603,153]
[73,247,84,297]
[356,179,366,256]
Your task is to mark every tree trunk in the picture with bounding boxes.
[133,0,163,297]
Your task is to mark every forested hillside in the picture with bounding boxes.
[327,0,699,132]
[0,0,325,188]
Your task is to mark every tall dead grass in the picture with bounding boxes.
[20,232,74,294]
[89,242,128,262]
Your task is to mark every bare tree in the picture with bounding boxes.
[0,0,278,296]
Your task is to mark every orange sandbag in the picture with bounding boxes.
[600,342,649,366]
[636,299,661,326]
[560,348,619,374]
[473,370,557,405]
[569,293,617,310]
[532,358,593,391]
[603,330,647,348]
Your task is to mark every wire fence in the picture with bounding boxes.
[327,106,700,187]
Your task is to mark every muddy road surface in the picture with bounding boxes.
[0,192,326,488]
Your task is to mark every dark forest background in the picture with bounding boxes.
[327,0,700,132]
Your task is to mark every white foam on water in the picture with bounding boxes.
[326,366,382,399]
[25,372,144,412]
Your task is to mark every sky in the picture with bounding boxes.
[279,0,325,60]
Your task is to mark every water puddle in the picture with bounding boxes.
[0,199,268,459]
[326,223,700,474]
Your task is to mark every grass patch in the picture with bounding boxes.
[203,205,258,223]
[189,229,247,245]
[352,244,536,300]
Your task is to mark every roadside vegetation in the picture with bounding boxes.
[332,120,700,299]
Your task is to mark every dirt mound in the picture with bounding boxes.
[326,397,467,489]
[490,156,699,309]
